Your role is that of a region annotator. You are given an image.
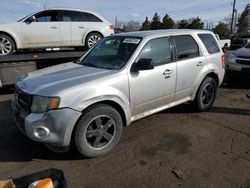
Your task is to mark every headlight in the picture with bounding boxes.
[228,54,237,63]
[31,96,61,113]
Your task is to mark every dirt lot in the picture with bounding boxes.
[0,75,250,188]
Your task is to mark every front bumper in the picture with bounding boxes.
[11,98,82,147]
[226,61,250,73]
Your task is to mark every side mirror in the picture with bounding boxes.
[27,16,36,23]
[131,58,154,72]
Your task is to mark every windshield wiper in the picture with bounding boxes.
[83,63,100,68]
[73,59,81,64]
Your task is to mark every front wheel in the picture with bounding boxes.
[0,34,15,56]
[194,77,217,112]
[74,104,123,158]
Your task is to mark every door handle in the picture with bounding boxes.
[78,26,85,29]
[163,69,172,75]
[163,69,172,79]
[50,26,57,29]
[197,61,204,66]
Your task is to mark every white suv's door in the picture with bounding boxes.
[21,10,62,48]
[61,10,88,46]
[172,34,206,101]
[129,37,177,117]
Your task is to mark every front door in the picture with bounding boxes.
[21,10,62,48]
[129,37,177,117]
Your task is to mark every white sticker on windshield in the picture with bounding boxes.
[123,38,141,44]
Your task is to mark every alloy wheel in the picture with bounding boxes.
[85,115,116,149]
[0,37,12,56]
[88,35,101,48]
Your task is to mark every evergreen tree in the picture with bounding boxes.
[162,14,175,29]
[238,4,250,35]
[151,13,161,30]
[214,22,229,36]
[188,17,204,29]
[141,17,151,30]
[178,19,189,29]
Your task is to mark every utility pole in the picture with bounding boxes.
[230,0,236,35]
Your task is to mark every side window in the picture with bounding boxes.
[62,11,85,22]
[198,34,220,54]
[138,37,172,66]
[35,11,59,22]
[83,13,102,22]
[175,35,200,60]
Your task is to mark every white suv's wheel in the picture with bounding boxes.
[74,104,123,158]
[0,34,15,56]
[86,33,102,49]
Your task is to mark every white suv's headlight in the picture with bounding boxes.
[228,54,237,63]
[31,96,60,113]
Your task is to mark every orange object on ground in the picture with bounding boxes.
[36,178,53,188]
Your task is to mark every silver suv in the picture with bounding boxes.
[11,29,225,157]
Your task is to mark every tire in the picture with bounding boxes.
[194,77,217,112]
[74,104,123,158]
[85,33,102,49]
[0,34,15,56]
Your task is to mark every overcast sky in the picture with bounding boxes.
[0,0,249,25]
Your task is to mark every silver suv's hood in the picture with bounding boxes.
[16,62,114,95]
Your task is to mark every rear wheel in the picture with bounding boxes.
[85,33,102,49]
[194,77,217,112]
[0,34,15,56]
[74,104,123,158]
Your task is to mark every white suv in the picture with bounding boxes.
[0,8,114,56]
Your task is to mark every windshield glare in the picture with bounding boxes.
[79,36,141,70]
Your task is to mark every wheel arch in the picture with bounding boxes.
[84,31,104,46]
[192,71,219,101]
[70,100,128,148]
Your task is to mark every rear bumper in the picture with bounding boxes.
[11,98,82,147]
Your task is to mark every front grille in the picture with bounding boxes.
[236,59,250,65]
[14,87,32,113]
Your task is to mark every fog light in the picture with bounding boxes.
[34,127,50,139]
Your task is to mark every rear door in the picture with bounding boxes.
[173,34,206,101]
[61,10,88,46]
[21,10,62,48]
[129,37,177,117]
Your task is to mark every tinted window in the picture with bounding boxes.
[62,11,85,22]
[83,13,102,22]
[138,37,172,66]
[198,34,220,54]
[35,11,59,22]
[175,35,199,60]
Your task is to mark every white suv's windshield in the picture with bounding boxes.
[79,36,142,70]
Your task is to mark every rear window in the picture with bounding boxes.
[174,35,200,60]
[62,11,85,22]
[198,34,220,54]
[82,13,102,22]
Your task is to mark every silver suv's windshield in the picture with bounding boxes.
[79,36,142,70]
[245,43,250,48]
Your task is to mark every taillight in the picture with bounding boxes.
[109,25,114,30]
[221,55,225,68]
